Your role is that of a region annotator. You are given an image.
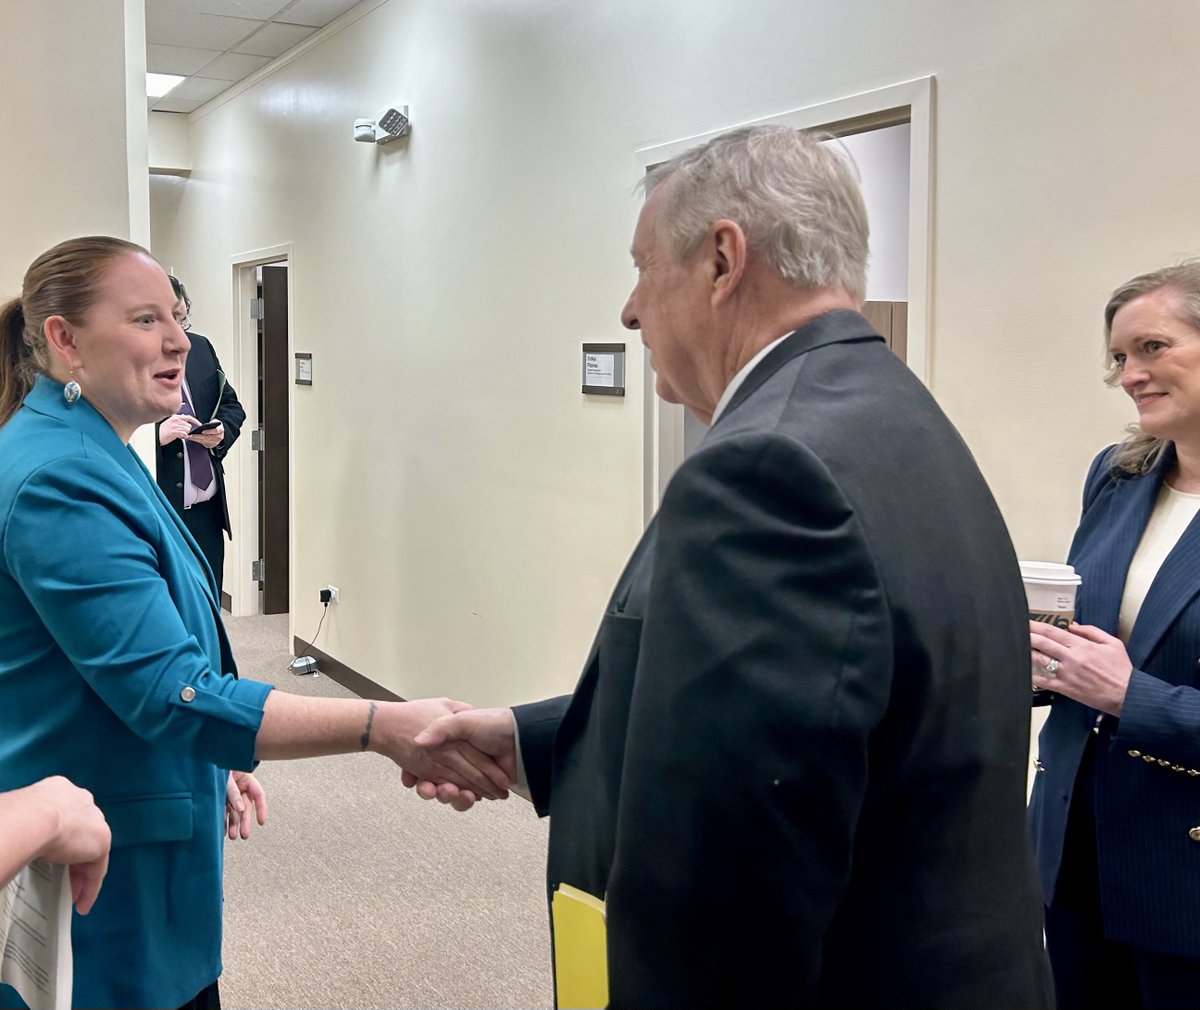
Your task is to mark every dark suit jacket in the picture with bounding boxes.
[1029,443,1200,960]
[154,332,244,536]
[515,310,1052,1008]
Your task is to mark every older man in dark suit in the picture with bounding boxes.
[155,276,245,597]
[411,126,1052,1008]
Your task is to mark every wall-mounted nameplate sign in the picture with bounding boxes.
[582,343,625,396]
[295,352,312,386]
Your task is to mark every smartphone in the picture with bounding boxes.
[189,420,220,434]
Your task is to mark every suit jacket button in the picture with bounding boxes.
[177,452,184,459]
[180,685,196,702]
[176,482,183,488]
[1034,759,1045,772]
[1190,827,1200,842]
[1128,749,1142,758]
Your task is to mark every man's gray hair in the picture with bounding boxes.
[642,125,869,304]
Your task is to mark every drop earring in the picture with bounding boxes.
[63,370,81,405]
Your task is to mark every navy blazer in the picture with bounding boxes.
[0,376,272,1008]
[516,310,1051,1008]
[1029,442,1200,960]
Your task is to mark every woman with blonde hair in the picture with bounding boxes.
[1030,260,1200,1008]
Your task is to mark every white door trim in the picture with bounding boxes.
[228,243,293,619]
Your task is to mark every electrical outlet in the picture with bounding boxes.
[326,584,340,604]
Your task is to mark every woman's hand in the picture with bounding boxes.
[1030,620,1134,715]
[225,771,267,840]
[371,699,511,807]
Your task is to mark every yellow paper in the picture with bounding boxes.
[552,883,608,1009]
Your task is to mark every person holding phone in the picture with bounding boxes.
[154,276,244,596]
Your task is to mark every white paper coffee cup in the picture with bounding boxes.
[1020,561,1081,629]
[1021,561,1081,691]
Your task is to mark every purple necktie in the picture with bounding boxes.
[179,386,215,488]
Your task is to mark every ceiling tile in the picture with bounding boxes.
[199,51,275,81]
[151,96,206,114]
[145,10,261,51]
[233,21,318,57]
[147,43,223,75]
[273,0,363,28]
[146,0,291,18]
[168,76,237,103]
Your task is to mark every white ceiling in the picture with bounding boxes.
[146,0,365,113]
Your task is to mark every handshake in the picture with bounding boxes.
[373,699,518,812]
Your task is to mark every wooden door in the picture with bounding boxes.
[260,264,290,615]
[862,300,908,361]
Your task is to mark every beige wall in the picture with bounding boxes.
[148,0,1200,705]
[0,0,147,295]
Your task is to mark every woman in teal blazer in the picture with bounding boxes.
[0,237,509,1009]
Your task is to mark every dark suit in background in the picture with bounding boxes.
[155,332,244,596]
[516,311,1051,1008]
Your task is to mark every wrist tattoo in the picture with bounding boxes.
[360,701,377,751]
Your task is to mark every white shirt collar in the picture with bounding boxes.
[709,332,792,425]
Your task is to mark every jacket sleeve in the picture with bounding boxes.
[2,455,271,770]
[603,433,892,1008]
[204,338,245,459]
[512,695,571,815]
[1116,671,1200,772]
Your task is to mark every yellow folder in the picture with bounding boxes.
[551,883,608,1009]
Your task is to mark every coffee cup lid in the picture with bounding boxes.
[1019,560,1082,585]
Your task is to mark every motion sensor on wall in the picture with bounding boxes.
[353,106,411,144]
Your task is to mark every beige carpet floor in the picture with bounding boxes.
[219,613,553,1009]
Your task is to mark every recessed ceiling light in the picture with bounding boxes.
[147,73,186,98]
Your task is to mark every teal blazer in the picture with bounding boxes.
[0,376,273,1009]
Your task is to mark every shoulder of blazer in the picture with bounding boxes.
[1080,441,1176,516]
[1081,444,1119,513]
[720,309,884,422]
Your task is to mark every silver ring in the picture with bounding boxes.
[1044,658,1060,675]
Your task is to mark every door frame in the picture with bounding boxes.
[228,243,293,618]
[636,76,935,525]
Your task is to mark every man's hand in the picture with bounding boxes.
[225,770,268,840]
[370,699,512,811]
[400,707,518,810]
[159,414,194,445]
[27,777,112,914]
[1030,620,1134,715]
[188,422,225,449]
